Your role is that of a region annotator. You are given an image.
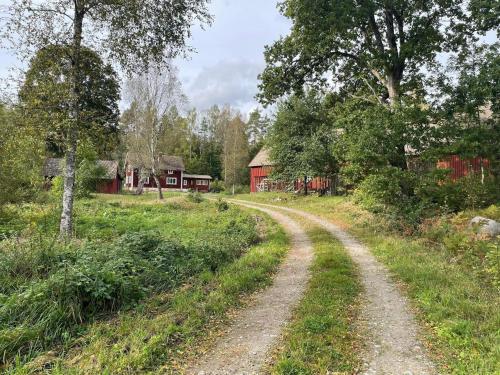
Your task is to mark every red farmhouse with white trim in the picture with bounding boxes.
[125,155,212,192]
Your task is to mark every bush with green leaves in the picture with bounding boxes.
[187,191,204,203]
[50,159,106,200]
[0,217,257,362]
[416,171,499,212]
[353,167,415,212]
[210,179,225,193]
[216,197,229,212]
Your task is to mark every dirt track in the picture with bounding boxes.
[187,202,313,375]
[231,200,436,375]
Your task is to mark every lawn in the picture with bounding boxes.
[234,193,500,374]
[0,193,289,373]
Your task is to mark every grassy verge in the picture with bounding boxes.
[3,201,289,374]
[233,193,500,374]
[269,224,362,375]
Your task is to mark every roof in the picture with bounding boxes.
[44,158,119,179]
[158,155,185,171]
[126,154,185,171]
[248,148,274,167]
[183,174,212,180]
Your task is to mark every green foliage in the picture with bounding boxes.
[0,104,44,205]
[269,91,338,187]
[416,172,499,212]
[187,191,204,203]
[353,167,411,212]
[19,45,121,157]
[0,196,258,364]
[50,159,106,200]
[216,198,229,212]
[209,179,225,193]
[258,0,472,105]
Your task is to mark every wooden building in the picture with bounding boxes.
[248,148,330,193]
[437,155,490,181]
[43,158,122,194]
[125,155,212,192]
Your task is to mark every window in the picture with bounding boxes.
[144,177,150,185]
[126,174,133,185]
[167,170,174,174]
[196,180,209,186]
[183,180,187,186]
[167,177,177,185]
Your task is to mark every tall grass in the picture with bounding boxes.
[0,195,258,368]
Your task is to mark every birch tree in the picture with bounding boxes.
[124,66,186,200]
[223,116,249,194]
[4,0,211,237]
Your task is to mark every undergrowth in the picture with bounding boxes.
[0,194,258,370]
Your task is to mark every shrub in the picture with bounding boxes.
[353,167,414,212]
[210,179,225,193]
[416,171,499,212]
[216,198,229,212]
[187,191,204,203]
[0,219,258,362]
[50,159,106,200]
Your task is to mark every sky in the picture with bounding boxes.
[0,0,292,116]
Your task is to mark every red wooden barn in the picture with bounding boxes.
[125,155,212,192]
[43,158,122,194]
[249,148,330,193]
[437,155,490,180]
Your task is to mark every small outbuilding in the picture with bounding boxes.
[43,158,122,194]
[183,174,212,192]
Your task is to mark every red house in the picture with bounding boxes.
[437,155,490,181]
[125,155,212,192]
[249,148,330,193]
[43,158,122,194]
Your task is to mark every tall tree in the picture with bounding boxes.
[268,91,335,195]
[258,0,469,107]
[247,108,271,146]
[18,45,120,158]
[5,0,211,237]
[124,66,186,200]
[223,115,250,194]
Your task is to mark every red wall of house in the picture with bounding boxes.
[250,166,272,193]
[97,178,121,194]
[437,155,490,181]
[184,178,210,192]
[133,170,183,189]
[250,166,330,193]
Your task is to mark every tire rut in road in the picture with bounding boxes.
[187,202,313,375]
[230,200,436,375]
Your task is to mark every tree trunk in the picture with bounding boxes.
[153,175,163,200]
[135,173,145,195]
[60,8,84,238]
[303,175,308,196]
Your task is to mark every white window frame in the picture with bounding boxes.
[167,177,177,185]
[183,179,188,186]
[196,179,209,186]
[167,170,174,175]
